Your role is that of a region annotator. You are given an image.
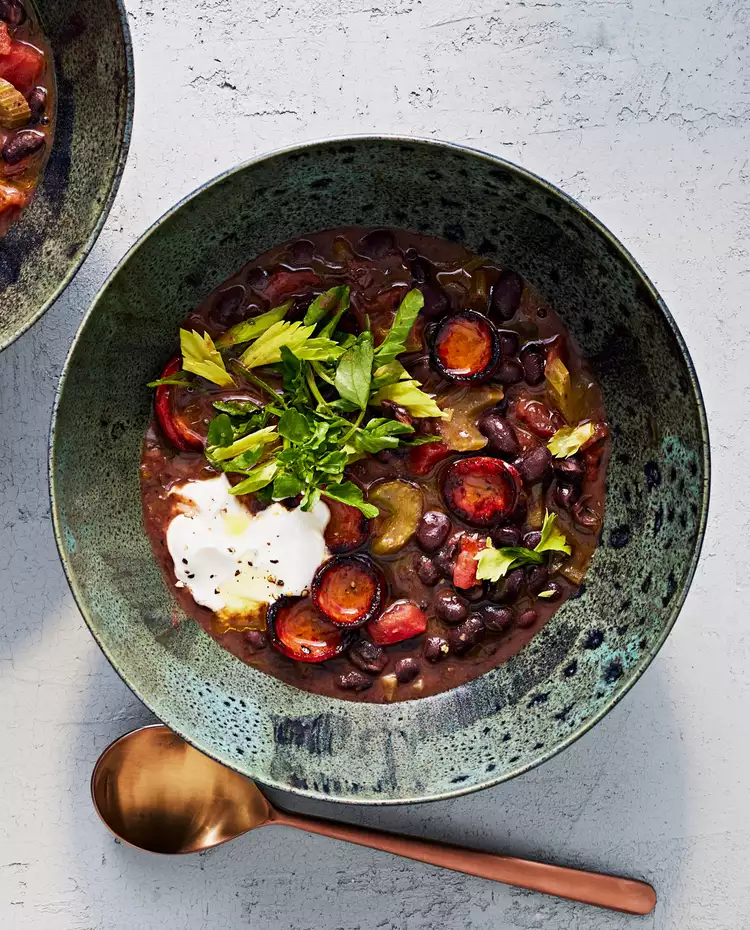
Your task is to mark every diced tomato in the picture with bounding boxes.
[0,42,44,96]
[408,440,451,477]
[0,25,12,57]
[453,535,487,589]
[262,270,322,306]
[154,356,203,452]
[367,599,427,646]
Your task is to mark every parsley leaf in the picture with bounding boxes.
[272,472,304,500]
[322,481,379,518]
[277,408,311,443]
[474,511,571,581]
[352,417,414,454]
[547,422,595,458]
[334,331,374,411]
[475,543,543,581]
[535,510,572,555]
[216,301,292,347]
[180,329,235,387]
[206,413,234,447]
[373,289,424,366]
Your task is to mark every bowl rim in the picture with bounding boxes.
[49,134,711,804]
[0,0,135,353]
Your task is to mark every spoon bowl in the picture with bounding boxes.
[91,724,656,915]
[92,725,271,854]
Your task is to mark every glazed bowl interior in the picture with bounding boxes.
[0,0,133,351]
[50,138,709,804]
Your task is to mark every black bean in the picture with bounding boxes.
[288,239,315,264]
[526,564,549,593]
[410,256,431,284]
[210,285,246,328]
[489,269,524,322]
[0,0,26,26]
[520,345,546,386]
[420,283,450,319]
[424,636,450,663]
[481,605,513,631]
[574,499,602,532]
[553,455,585,485]
[491,567,525,604]
[538,580,563,601]
[449,616,486,654]
[517,608,539,629]
[433,533,462,578]
[416,511,451,552]
[497,330,519,356]
[434,588,469,624]
[337,670,373,692]
[244,629,267,652]
[518,446,552,483]
[494,357,524,386]
[464,584,485,602]
[359,228,396,258]
[491,523,522,547]
[2,130,45,165]
[27,86,47,124]
[379,399,413,428]
[246,267,268,290]
[394,657,420,683]
[523,530,542,549]
[348,640,387,674]
[417,556,441,586]
[554,483,579,510]
[479,410,519,456]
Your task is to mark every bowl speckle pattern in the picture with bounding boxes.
[0,0,133,351]
[50,138,709,804]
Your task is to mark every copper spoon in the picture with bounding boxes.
[91,724,656,915]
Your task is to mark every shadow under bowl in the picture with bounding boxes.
[49,137,709,804]
[0,0,133,351]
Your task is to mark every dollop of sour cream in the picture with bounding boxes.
[166,475,330,620]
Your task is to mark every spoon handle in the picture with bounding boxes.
[271,810,655,915]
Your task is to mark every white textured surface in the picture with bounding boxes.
[0,0,746,926]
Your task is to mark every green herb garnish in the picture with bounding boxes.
[334,331,374,411]
[180,329,235,387]
[475,511,571,581]
[373,289,424,366]
[154,288,447,515]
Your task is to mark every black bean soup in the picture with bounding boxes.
[0,0,54,237]
[141,227,610,703]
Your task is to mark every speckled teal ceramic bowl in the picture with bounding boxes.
[0,0,133,351]
[50,138,709,804]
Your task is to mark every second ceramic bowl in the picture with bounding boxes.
[50,137,709,803]
[0,0,133,351]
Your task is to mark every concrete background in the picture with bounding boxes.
[1,0,747,927]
